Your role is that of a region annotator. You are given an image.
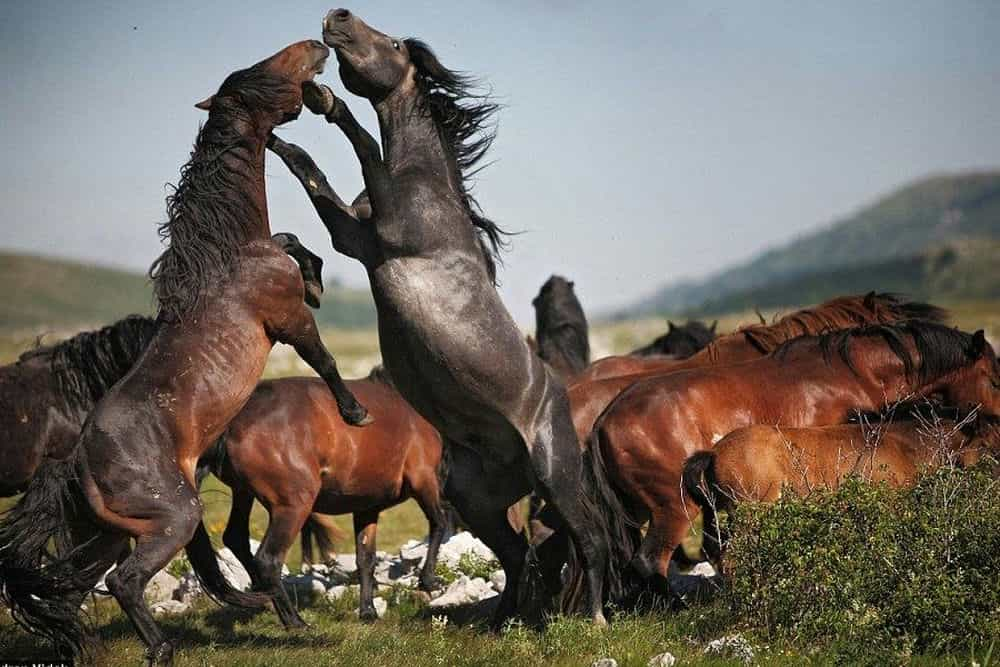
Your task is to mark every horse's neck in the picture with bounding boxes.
[216,113,272,239]
[375,91,462,198]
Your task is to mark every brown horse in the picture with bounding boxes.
[3,234,323,499]
[0,41,370,665]
[683,410,1000,570]
[591,321,1000,597]
[568,294,947,442]
[576,293,946,384]
[0,315,157,496]
[199,372,448,626]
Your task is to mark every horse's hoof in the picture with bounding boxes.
[592,611,609,627]
[359,608,378,623]
[302,81,335,115]
[345,407,374,427]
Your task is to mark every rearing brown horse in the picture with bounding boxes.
[593,321,1000,597]
[0,41,369,666]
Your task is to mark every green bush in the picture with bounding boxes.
[717,463,1000,663]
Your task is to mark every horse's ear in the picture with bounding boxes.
[531,295,540,307]
[863,291,877,309]
[667,321,675,332]
[568,281,575,289]
[970,330,988,358]
[710,320,718,333]
[194,95,215,111]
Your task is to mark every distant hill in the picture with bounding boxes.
[0,251,377,331]
[622,170,1000,317]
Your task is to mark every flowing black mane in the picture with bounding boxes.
[149,64,297,322]
[405,38,508,283]
[28,315,159,411]
[777,320,980,383]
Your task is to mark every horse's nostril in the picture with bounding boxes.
[333,9,351,21]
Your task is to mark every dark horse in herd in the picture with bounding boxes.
[0,40,371,665]
[2,8,999,667]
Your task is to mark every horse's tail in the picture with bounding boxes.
[0,456,96,657]
[681,451,726,561]
[304,514,345,562]
[563,424,643,613]
[183,522,270,609]
[185,433,270,609]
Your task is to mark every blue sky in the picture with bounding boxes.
[2,1,998,322]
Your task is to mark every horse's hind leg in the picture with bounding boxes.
[104,481,203,666]
[222,485,262,587]
[412,483,447,593]
[529,397,609,625]
[443,444,531,630]
[300,518,315,570]
[354,510,380,622]
[255,503,312,629]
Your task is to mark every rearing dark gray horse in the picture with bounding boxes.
[267,8,625,626]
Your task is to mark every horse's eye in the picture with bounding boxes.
[392,40,400,50]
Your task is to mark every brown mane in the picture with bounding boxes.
[713,292,948,356]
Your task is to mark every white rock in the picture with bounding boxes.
[151,599,190,616]
[428,575,498,608]
[216,547,252,591]
[373,597,387,618]
[174,572,203,604]
[704,635,754,664]
[688,562,717,578]
[332,554,358,573]
[326,584,359,602]
[592,659,618,667]
[648,652,677,667]
[399,539,429,564]
[438,532,496,569]
[145,571,180,605]
[490,570,506,592]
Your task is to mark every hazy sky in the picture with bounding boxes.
[2,1,998,323]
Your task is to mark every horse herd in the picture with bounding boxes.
[1,8,999,666]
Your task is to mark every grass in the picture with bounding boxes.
[3,303,1000,664]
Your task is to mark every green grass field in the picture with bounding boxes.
[2,301,999,665]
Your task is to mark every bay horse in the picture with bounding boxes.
[683,410,1000,570]
[568,294,947,443]
[532,275,590,381]
[629,320,717,358]
[198,371,448,626]
[266,8,621,626]
[0,315,157,496]
[591,321,1000,597]
[0,41,370,665]
[576,293,946,384]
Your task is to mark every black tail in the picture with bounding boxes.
[563,427,643,613]
[184,522,271,609]
[0,457,96,657]
[186,433,269,609]
[681,451,726,562]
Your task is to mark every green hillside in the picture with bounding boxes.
[0,251,376,331]
[624,170,1000,317]
[694,239,1000,316]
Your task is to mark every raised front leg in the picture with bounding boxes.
[302,82,392,209]
[271,303,372,426]
[268,136,373,261]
